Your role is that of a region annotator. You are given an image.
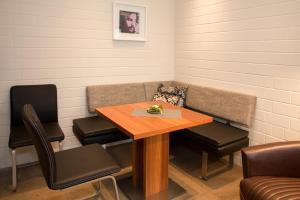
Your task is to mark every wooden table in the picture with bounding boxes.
[96,101,213,199]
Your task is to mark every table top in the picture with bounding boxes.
[96,101,213,140]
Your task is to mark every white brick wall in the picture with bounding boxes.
[175,0,300,164]
[1,0,299,169]
[0,0,175,169]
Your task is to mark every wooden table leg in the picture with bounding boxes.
[132,133,170,199]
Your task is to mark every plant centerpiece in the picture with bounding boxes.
[147,104,164,114]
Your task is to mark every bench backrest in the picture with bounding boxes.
[87,81,256,127]
[179,82,256,127]
[87,83,146,113]
[86,81,173,113]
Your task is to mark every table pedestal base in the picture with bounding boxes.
[118,177,186,200]
[132,133,170,198]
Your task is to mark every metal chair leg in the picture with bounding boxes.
[81,181,101,200]
[94,181,101,197]
[58,141,63,151]
[82,176,119,200]
[11,149,17,192]
[109,176,120,200]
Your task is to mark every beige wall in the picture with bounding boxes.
[0,0,174,168]
[175,0,300,163]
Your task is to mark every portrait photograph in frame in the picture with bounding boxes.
[113,2,147,41]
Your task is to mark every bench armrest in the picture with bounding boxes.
[242,141,300,178]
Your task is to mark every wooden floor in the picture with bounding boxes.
[0,145,242,200]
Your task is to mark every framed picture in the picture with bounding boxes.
[113,2,147,41]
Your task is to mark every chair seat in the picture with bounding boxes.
[240,176,300,200]
[54,144,120,190]
[186,121,248,147]
[9,122,64,149]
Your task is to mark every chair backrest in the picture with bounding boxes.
[22,104,56,189]
[10,84,58,127]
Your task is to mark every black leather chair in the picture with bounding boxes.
[22,104,120,200]
[9,84,65,191]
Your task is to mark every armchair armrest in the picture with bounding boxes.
[242,141,300,178]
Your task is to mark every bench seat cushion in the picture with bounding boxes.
[181,121,249,156]
[73,116,118,137]
[73,116,128,145]
[186,121,248,147]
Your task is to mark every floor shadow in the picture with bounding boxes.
[106,142,132,169]
[170,145,242,190]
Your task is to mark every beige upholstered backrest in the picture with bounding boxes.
[87,81,256,126]
[182,83,256,127]
[87,83,146,113]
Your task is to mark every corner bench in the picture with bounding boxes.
[72,81,256,181]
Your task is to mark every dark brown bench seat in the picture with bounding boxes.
[73,116,128,145]
[184,121,249,156]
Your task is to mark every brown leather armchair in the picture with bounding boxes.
[240,142,300,200]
